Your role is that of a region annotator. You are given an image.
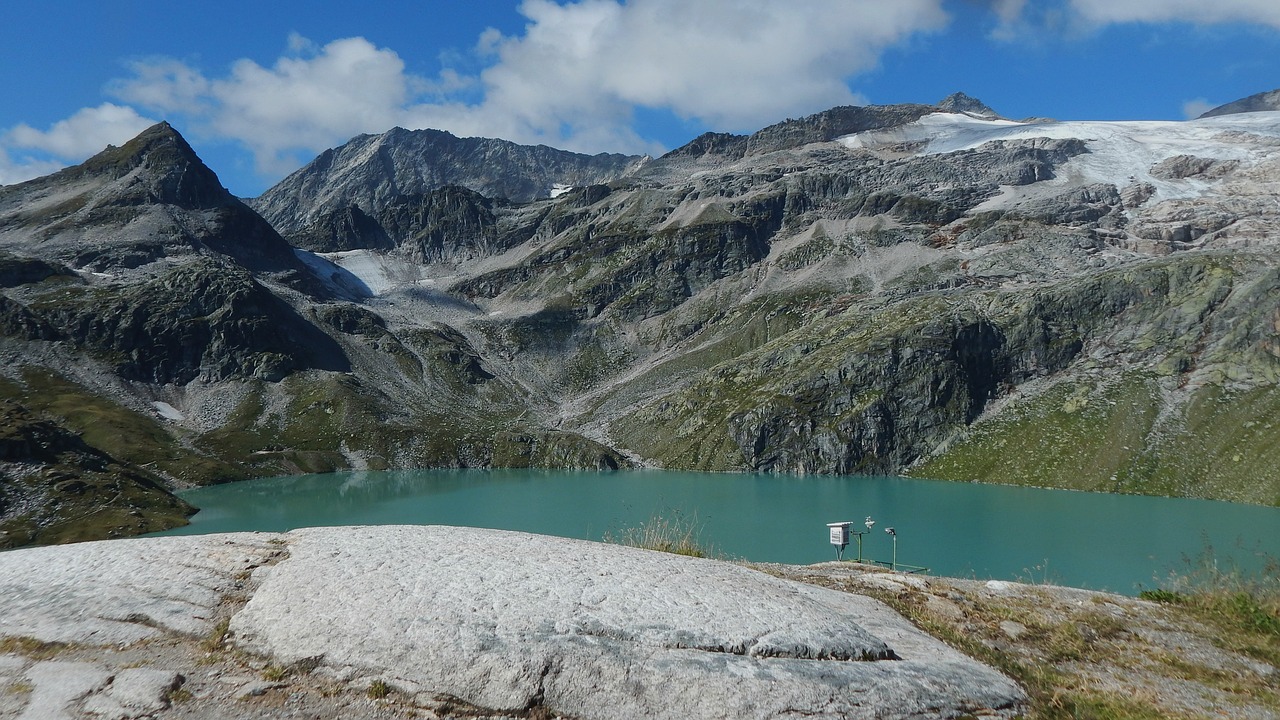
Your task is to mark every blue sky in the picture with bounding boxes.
[3,0,1278,196]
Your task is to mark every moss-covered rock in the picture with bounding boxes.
[491,429,631,471]
[0,398,195,549]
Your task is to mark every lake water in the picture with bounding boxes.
[153,469,1279,595]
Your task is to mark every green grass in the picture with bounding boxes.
[2,368,245,486]
[1143,546,1280,668]
[915,374,1280,505]
[872,591,1175,720]
[366,679,391,699]
[0,636,73,659]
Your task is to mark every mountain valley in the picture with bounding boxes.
[2,92,1279,547]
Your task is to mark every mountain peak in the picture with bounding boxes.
[1198,88,1280,118]
[73,122,229,208]
[935,92,999,118]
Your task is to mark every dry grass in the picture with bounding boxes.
[1141,545,1280,670]
[366,679,391,699]
[602,510,714,558]
[0,636,72,660]
[762,555,1278,720]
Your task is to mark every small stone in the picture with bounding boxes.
[985,580,1021,596]
[999,621,1028,640]
[924,594,966,622]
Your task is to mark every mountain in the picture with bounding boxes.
[1199,88,1280,118]
[249,127,649,237]
[0,122,303,274]
[4,94,1280,548]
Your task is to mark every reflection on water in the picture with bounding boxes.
[151,469,1280,595]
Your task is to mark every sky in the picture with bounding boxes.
[2,0,1279,197]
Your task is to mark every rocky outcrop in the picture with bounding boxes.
[744,103,938,156]
[1198,88,1280,118]
[1,528,1268,720]
[0,528,1026,719]
[0,123,307,277]
[491,429,630,470]
[32,260,349,384]
[0,399,193,549]
[936,91,1000,118]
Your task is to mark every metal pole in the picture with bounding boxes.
[892,535,897,571]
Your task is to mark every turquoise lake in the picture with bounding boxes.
[153,469,1279,595]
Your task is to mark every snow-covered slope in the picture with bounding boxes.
[840,111,1280,206]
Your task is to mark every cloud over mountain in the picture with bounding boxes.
[2,0,1278,190]
[68,1,952,177]
[0,103,156,185]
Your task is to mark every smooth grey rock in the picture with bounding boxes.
[19,661,111,720]
[0,533,283,645]
[232,526,1025,720]
[81,668,182,719]
[0,654,23,674]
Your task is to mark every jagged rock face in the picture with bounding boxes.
[286,205,393,253]
[250,127,647,235]
[32,260,349,384]
[936,91,999,118]
[654,94,1002,171]
[744,104,939,156]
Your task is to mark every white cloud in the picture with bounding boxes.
[0,147,63,187]
[109,1,949,179]
[480,0,949,135]
[110,59,211,115]
[989,0,1029,38]
[1182,98,1217,119]
[6,103,157,159]
[0,103,158,186]
[1069,0,1280,28]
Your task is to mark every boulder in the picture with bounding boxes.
[231,526,1025,719]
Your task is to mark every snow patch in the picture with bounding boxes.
[550,183,574,198]
[295,248,432,297]
[839,111,1280,208]
[152,402,184,422]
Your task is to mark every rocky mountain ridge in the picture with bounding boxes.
[250,126,648,237]
[1200,86,1280,118]
[2,91,1280,547]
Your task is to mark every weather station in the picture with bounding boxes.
[825,516,928,573]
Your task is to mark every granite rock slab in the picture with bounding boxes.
[232,526,1025,719]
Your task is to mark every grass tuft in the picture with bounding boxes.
[0,636,71,660]
[367,679,391,699]
[1144,544,1280,666]
[200,618,230,653]
[603,510,714,558]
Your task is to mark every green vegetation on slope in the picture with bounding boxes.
[915,375,1280,506]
